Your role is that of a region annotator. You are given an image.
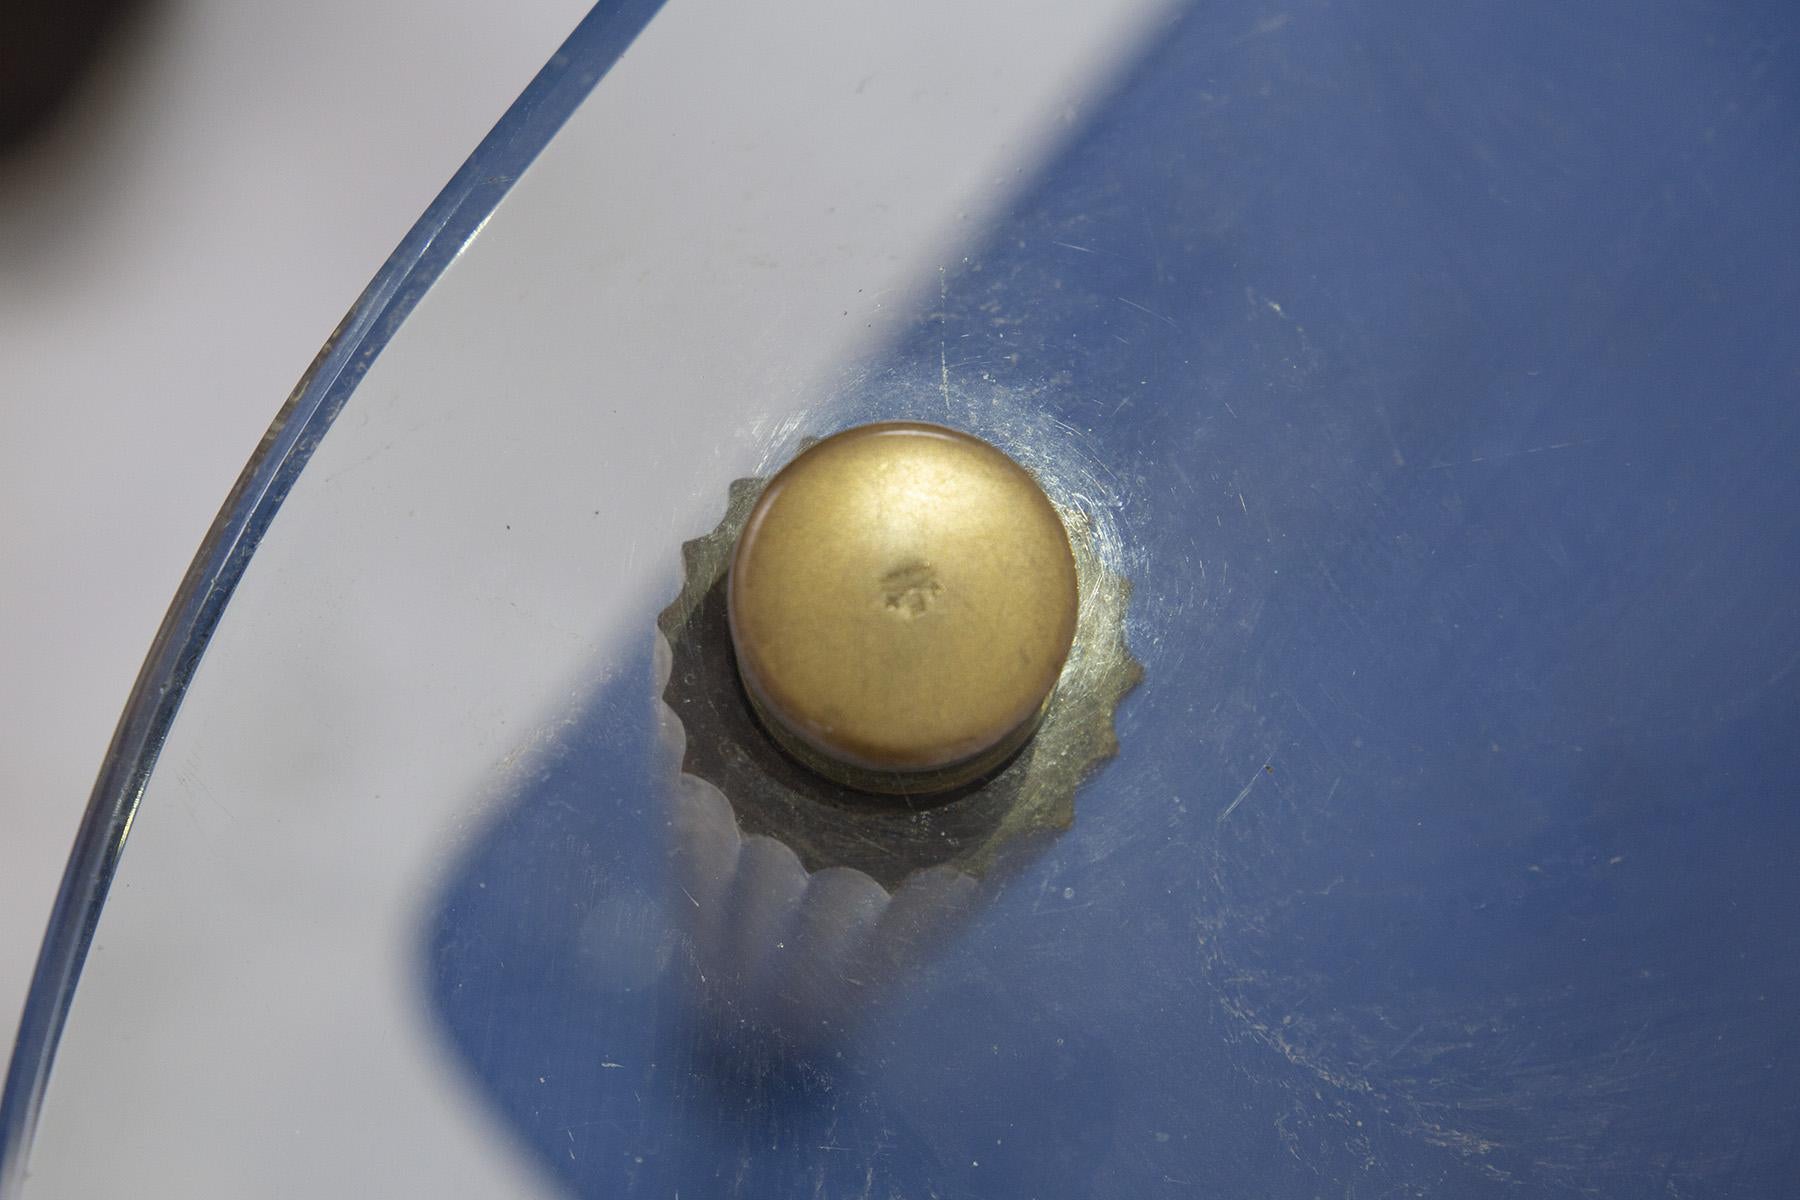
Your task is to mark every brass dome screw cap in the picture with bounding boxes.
[727,422,1079,794]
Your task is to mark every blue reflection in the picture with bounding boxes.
[425,0,1800,1194]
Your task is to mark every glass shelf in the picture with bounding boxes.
[6,0,1799,1195]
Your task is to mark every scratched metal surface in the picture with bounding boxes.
[15,0,1800,1196]
[427,1,1800,1196]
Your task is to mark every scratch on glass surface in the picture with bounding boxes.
[1218,759,1273,823]
[1426,439,1600,469]
[1117,295,1178,328]
[939,266,951,415]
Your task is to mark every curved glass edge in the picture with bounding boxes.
[0,1,667,1189]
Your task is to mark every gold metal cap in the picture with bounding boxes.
[728,422,1079,793]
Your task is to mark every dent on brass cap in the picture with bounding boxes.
[728,422,1079,793]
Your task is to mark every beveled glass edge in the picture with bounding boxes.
[0,1,667,1189]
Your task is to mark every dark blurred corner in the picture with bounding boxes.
[0,0,148,155]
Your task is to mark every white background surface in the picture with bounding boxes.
[0,0,591,1068]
